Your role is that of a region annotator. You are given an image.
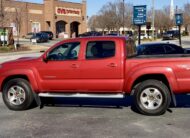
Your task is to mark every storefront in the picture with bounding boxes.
[0,27,14,45]
[3,0,87,38]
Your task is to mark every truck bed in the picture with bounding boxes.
[133,54,190,59]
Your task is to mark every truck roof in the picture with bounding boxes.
[68,36,128,41]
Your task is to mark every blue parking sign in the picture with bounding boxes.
[133,5,147,25]
[175,13,183,25]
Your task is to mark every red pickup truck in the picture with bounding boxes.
[0,36,190,115]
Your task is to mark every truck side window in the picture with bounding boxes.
[86,41,115,59]
[47,42,80,61]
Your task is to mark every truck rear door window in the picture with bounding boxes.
[86,41,115,59]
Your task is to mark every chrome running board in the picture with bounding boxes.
[38,93,124,99]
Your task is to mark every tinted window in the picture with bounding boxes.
[137,45,145,55]
[164,44,184,54]
[48,42,80,61]
[86,41,115,59]
[144,45,165,55]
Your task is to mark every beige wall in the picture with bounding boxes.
[44,0,87,37]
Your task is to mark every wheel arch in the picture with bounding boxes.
[131,74,170,95]
[1,71,39,92]
[128,73,177,106]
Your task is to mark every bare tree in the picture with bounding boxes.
[7,5,26,46]
[152,6,174,35]
[99,2,116,32]
[0,0,9,46]
[88,15,98,31]
[162,6,174,30]
[14,7,22,45]
[184,3,190,34]
[88,0,133,34]
[124,3,133,28]
[0,0,5,27]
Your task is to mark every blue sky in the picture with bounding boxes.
[23,0,190,17]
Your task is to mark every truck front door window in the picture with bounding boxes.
[48,42,80,60]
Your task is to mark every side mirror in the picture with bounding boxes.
[42,54,48,63]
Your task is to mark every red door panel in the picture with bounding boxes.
[37,61,81,91]
[79,40,124,92]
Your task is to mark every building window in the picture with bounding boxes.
[32,22,41,33]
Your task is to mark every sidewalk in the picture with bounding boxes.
[0,45,49,57]
[0,52,42,64]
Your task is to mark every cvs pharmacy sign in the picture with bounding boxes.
[56,7,81,17]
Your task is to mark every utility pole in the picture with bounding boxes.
[123,0,125,35]
[152,0,155,40]
[175,5,178,14]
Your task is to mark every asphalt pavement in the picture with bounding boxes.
[0,37,190,137]
[0,95,190,138]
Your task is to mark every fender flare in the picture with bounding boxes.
[1,69,39,92]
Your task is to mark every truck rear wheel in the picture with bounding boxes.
[2,78,34,111]
[134,80,171,116]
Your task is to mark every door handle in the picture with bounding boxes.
[71,64,79,68]
[107,63,117,67]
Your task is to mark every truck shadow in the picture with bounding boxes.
[40,94,190,112]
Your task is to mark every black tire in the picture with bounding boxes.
[2,78,34,111]
[133,80,171,116]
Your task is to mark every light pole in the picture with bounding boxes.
[152,0,155,39]
[123,0,125,35]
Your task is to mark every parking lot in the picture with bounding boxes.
[0,95,190,138]
[19,36,190,48]
[1,38,190,138]
[19,38,62,47]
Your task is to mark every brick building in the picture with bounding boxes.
[3,0,87,38]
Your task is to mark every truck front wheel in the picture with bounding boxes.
[2,78,34,111]
[134,80,171,116]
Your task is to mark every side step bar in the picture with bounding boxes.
[38,93,124,99]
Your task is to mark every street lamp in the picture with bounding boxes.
[122,0,125,35]
[123,0,125,35]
